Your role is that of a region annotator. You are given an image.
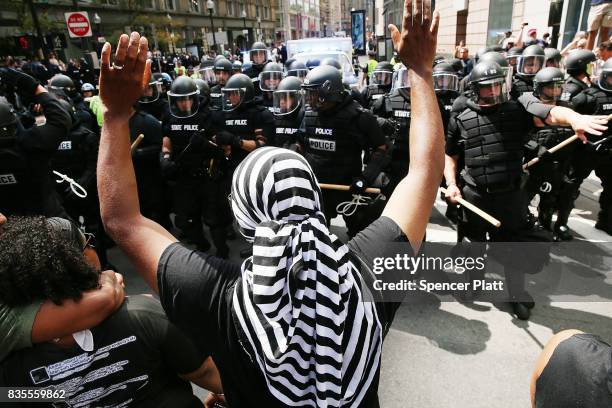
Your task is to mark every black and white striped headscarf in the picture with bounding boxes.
[230,147,382,407]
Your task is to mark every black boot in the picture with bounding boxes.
[553,224,573,241]
[510,302,531,320]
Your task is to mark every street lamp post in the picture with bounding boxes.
[93,13,102,54]
[206,0,217,52]
[242,9,249,49]
[257,16,261,42]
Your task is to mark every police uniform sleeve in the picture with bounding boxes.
[570,90,597,115]
[259,109,275,146]
[445,112,463,157]
[359,110,390,185]
[370,94,386,116]
[17,92,71,152]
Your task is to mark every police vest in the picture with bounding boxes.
[383,90,411,167]
[458,101,525,188]
[366,84,389,108]
[303,101,364,183]
[51,125,95,179]
[210,85,223,111]
[222,104,265,165]
[165,112,215,173]
[511,77,533,100]
[273,110,303,148]
[0,144,36,214]
[586,87,612,137]
[561,77,589,103]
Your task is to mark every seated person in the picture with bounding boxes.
[530,329,612,407]
[0,216,222,407]
[0,212,124,362]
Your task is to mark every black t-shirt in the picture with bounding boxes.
[0,296,204,408]
[157,216,410,408]
[535,333,612,408]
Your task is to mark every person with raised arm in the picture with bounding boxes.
[97,1,444,405]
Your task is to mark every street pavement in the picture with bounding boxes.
[109,172,612,407]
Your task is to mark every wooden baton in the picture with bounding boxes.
[319,183,381,195]
[130,134,144,154]
[441,187,502,228]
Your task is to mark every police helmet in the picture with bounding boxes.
[221,73,255,112]
[49,74,76,98]
[168,76,200,118]
[564,49,597,76]
[249,42,268,68]
[433,62,459,93]
[371,62,394,87]
[302,65,344,111]
[598,58,612,92]
[533,67,565,102]
[544,48,562,68]
[469,61,508,107]
[517,45,545,79]
[259,62,284,91]
[273,76,302,116]
[286,60,309,82]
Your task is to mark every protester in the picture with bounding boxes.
[96,1,444,405]
[587,0,612,50]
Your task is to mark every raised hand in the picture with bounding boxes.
[388,0,440,76]
[99,32,151,119]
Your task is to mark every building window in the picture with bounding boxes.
[227,0,235,16]
[561,0,591,48]
[486,0,513,47]
[165,0,175,10]
[190,0,200,12]
[264,6,269,19]
[256,5,260,18]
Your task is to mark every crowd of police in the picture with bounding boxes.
[1,39,612,321]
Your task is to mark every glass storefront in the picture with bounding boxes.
[486,0,514,48]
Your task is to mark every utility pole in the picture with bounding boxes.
[26,0,48,59]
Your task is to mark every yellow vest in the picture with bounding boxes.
[367,59,378,76]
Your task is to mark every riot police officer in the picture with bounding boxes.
[194,78,211,111]
[215,73,275,169]
[198,59,216,85]
[560,50,597,103]
[48,74,98,133]
[161,76,229,257]
[371,64,412,195]
[0,68,70,217]
[506,47,522,69]
[259,62,284,112]
[445,60,602,319]
[524,68,575,231]
[271,76,304,148]
[544,48,562,68]
[433,62,460,131]
[243,42,269,97]
[560,58,612,238]
[232,60,242,75]
[510,45,545,100]
[299,65,387,237]
[209,58,233,111]
[286,60,309,83]
[138,72,170,121]
[361,61,394,109]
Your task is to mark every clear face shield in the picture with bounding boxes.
[371,70,392,86]
[215,69,231,86]
[517,55,545,77]
[273,90,302,116]
[545,59,560,68]
[139,81,161,104]
[599,70,612,92]
[287,69,309,82]
[198,67,216,85]
[392,67,411,90]
[221,88,247,112]
[538,81,564,103]
[433,73,459,93]
[303,87,324,111]
[250,50,267,66]
[259,71,284,91]
[506,55,519,67]
[168,91,200,118]
[474,78,508,107]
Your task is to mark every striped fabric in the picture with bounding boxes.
[230,147,382,407]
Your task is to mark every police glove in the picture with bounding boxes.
[349,177,367,195]
[216,130,242,149]
[159,152,177,178]
[0,68,39,99]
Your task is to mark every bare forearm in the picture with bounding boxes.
[546,106,579,126]
[98,112,141,231]
[444,155,459,186]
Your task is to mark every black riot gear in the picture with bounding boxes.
[564,50,596,76]
[544,48,562,68]
[221,73,255,112]
[214,58,233,86]
[272,76,304,148]
[361,61,394,108]
[260,62,284,92]
[302,65,345,110]
[598,58,612,92]
[48,74,77,98]
[168,76,200,118]
[517,45,545,79]
[249,42,268,69]
[433,62,459,94]
[0,102,17,139]
[286,60,309,81]
[194,78,210,107]
[469,61,508,107]
[533,67,565,103]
